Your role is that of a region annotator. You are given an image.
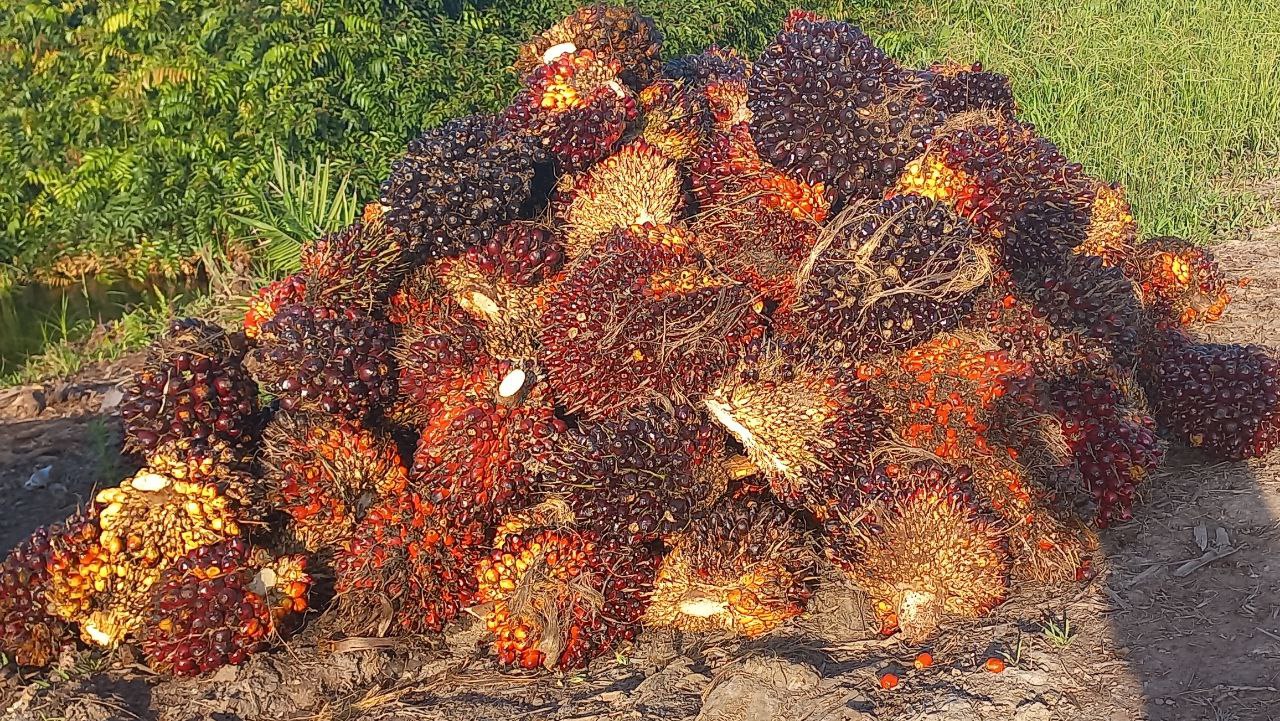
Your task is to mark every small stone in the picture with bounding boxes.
[6,388,45,417]
[99,387,124,412]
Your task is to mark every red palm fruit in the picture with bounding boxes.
[504,49,638,174]
[915,61,1016,117]
[1018,253,1146,370]
[1124,236,1231,327]
[542,402,731,544]
[0,526,74,667]
[410,363,565,550]
[560,140,684,258]
[637,79,710,162]
[1144,332,1280,461]
[475,515,659,671]
[121,318,259,460]
[514,4,663,91]
[703,342,888,510]
[826,463,1010,642]
[663,46,751,132]
[539,224,766,420]
[298,218,410,309]
[243,274,306,340]
[141,539,310,676]
[1074,181,1138,267]
[262,413,409,551]
[644,495,814,637]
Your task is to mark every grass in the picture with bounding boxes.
[1040,610,1077,648]
[860,0,1280,242]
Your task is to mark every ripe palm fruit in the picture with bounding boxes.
[749,13,942,205]
[644,495,814,637]
[249,303,396,418]
[333,492,475,635]
[637,79,709,162]
[1125,236,1231,326]
[915,61,1016,116]
[1144,334,1280,461]
[891,114,1093,271]
[141,540,310,676]
[1075,182,1138,267]
[514,4,663,91]
[43,512,105,625]
[389,284,494,427]
[793,195,989,357]
[1019,254,1145,370]
[827,464,1010,642]
[663,46,751,131]
[243,274,306,340]
[539,224,766,420]
[262,413,409,551]
[298,219,409,309]
[410,363,565,550]
[560,140,683,258]
[121,318,258,458]
[475,516,659,671]
[380,114,546,262]
[505,49,638,173]
[0,526,74,667]
[542,402,730,544]
[431,221,567,361]
[1049,376,1164,526]
[703,343,888,510]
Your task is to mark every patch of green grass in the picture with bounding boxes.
[1041,610,1077,648]
[859,0,1280,241]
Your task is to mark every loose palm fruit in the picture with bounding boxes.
[121,318,258,458]
[0,526,74,667]
[243,274,306,340]
[1074,182,1138,267]
[299,219,410,309]
[475,519,659,671]
[644,495,813,637]
[262,413,409,551]
[514,4,663,91]
[141,539,310,676]
[1125,236,1231,327]
[539,224,766,420]
[560,140,684,257]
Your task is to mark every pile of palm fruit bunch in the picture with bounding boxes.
[4,5,1277,678]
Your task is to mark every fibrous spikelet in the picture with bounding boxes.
[703,342,887,510]
[644,495,813,637]
[828,464,1010,642]
[514,4,663,91]
[262,413,409,551]
[299,219,410,309]
[1074,181,1138,267]
[560,140,684,258]
[637,79,710,162]
[141,539,310,676]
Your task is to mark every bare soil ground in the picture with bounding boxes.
[2,232,1278,721]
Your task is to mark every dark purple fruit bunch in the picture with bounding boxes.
[380,114,546,262]
[1049,377,1164,526]
[748,14,940,204]
[461,222,566,288]
[299,219,410,309]
[140,539,310,677]
[514,4,664,91]
[1019,254,1145,370]
[121,318,258,458]
[1145,335,1280,461]
[793,195,986,357]
[542,402,730,544]
[915,61,1016,117]
[0,526,74,667]
[250,304,396,419]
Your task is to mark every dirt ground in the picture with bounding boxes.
[2,231,1278,721]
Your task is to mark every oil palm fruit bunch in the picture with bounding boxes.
[748,11,939,205]
[121,318,258,459]
[644,494,814,637]
[826,462,1010,642]
[298,218,410,309]
[514,3,663,91]
[1124,236,1231,327]
[475,509,660,670]
[410,362,565,550]
[505,48,637,173]
[791,195,988,357]
[1143,332,1280,461]
[1048,376,1164,526]
[243,274,306,340]
[140,539,310,676]
[1016,254,1145,370]
[560,140,684,257]
[703,342,888,510]
[262,413,409,551]
[541,402,731,544]
[915,61,1016,117]
[539,224,766,420]
[1075,181,1138,267]
[636,79,710,162]
[332,491,476,635]
[0,525,75,667]
[380,114,547,262]
[663,46,751,132]
[249,303,396,418]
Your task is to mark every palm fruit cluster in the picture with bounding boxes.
[141,540,310,676]
[9,6,1280,679]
